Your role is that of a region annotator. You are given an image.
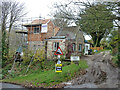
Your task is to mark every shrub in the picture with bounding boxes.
[33,48,45,70]
[22,49,34,65]
[60,51,66,61]
[112,47,118,55]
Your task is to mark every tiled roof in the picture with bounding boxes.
[31,19,50,24]
[23,19,50,26]
[56,26,80,39]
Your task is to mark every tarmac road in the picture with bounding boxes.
[0,83,29,89]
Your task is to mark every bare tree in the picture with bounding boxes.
[50,0,119,47]
[1,1,26,65]
[51,11,71,28]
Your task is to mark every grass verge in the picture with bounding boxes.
[111,55,119,67]
[3,60,88,88]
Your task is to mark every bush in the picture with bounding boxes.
[22,49,34,65]
[60,51,66,61]
[33,48,45,70]
[112,47,118,55]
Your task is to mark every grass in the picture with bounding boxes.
[112,55,119,67]
[2,60,71,79]
[94,49,110,54]
[3,60,88,88]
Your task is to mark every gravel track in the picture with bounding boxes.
[64,51,120,88]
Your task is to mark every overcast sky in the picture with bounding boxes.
[18,0,115,19]
[17,0,92,40]
[18,0,64,18]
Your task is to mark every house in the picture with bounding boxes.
[84,40,93,55]
[23,19,85,60]
[45,26,85,60]
[23,19,60,50]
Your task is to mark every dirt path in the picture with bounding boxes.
[64,51,120,88]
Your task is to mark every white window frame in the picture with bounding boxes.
[53,42,59,51]
[41,24,48,33]
[72,43,76,51]
[86,45,88,52]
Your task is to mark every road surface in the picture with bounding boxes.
[0,83,29,89]
[64,51,120,88]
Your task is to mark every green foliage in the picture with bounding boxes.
[34,49,45,62]
[79,60,88,69]
[109,30,118,49]
[33,48,45,70]
[77,3,115,47]
[112,55,119,67]
[94,49,109,54]
[22,49,34,65]
[3,61,88,88]
[100,38,109,48]
[60,51,66,61]
[2,30,7,67]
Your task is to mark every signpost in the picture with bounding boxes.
[70,56,80,61]
[54,47,63,72]
[70,56,80,65]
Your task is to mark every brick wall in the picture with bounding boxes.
[27,20,59,41]
[28,41,45,51]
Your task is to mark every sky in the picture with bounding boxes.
[18,0,63,19]
[18,0,116,19]
[17,0,92,40]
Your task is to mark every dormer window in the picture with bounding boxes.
[41,24,47,33]
[34,27,40,33]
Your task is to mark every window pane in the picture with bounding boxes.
[57,42,59,49]
[53,42,59,51]
[79,44,82,51]
[86,45,88,51]
[34,27,40,33]
[53,42,56,51]
[73,43,76,51]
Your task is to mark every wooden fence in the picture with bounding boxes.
[90,47,103,51]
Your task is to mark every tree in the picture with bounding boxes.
[52,12,69,28]
[108,30,118,50]
[77,3,115,47]
[1,1,26,66]
[51,1,117,47]
[50,4,74,28]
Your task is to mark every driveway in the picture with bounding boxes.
[64,51,120,88]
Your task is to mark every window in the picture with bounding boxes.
[53,42,59,51]
[72,43,76,51]
[34,27,40,33]
[79,44,82,52]
[41,24,47,33]
[86,45,88,51]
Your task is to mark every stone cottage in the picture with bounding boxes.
[45,26,85,60]
[23,19,85,60]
